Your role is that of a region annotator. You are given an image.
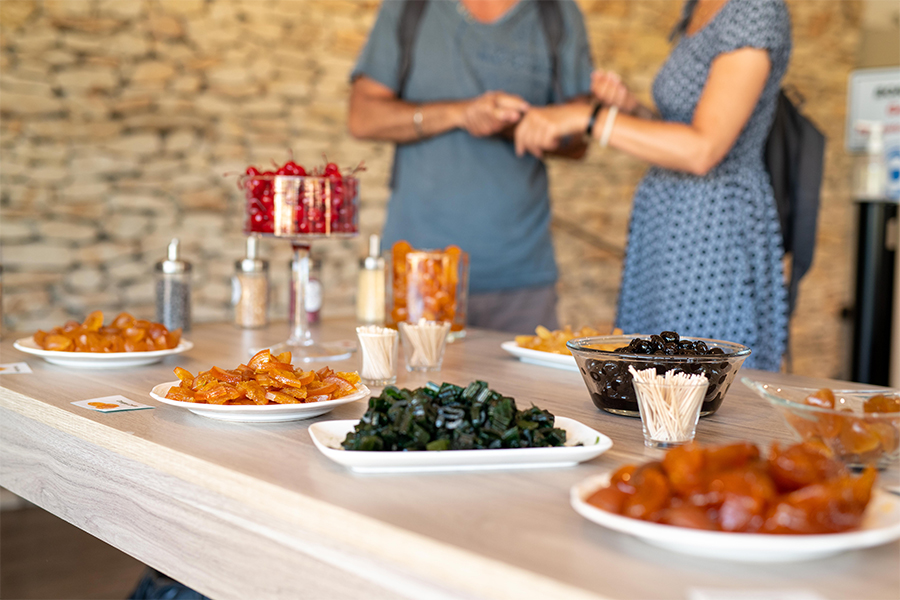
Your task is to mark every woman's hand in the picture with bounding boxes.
[462,91,529,137]
[514,104,592,158]
[591,70,639,115]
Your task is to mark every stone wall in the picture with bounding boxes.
[0,0,863,379]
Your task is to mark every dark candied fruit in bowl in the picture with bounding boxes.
[567,332,751,418]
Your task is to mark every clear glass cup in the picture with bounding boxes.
[356,326,398,387]
[399,320,450,372]
[633,377,709,448]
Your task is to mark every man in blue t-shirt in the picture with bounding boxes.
[349,0,593,333]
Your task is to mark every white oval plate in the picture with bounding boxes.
[14,336,193,369]
[571,473,900,562]
[149,381,371,423]
[500,341,578,372]
[309,416,612,473]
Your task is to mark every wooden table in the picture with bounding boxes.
[1,321,898,600]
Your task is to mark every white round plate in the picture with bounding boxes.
[571,473,900,562]
[14,336,193,369]
[149,381,371,423]
[309,416,613,473]
[500,341,578,372]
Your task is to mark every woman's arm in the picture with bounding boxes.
[348,76,529,143]
[601,48,771,175]
[516,48,771,176]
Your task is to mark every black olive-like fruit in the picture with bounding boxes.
[660,331,679,344]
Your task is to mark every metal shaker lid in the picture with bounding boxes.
[236,236,268,273]
[155,238,192,274]
[361,233,383,270]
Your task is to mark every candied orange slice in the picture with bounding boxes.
[166,387,196,403]
[324,375,356,397]
[111,312,134,329]
[238,380,268,405]
[210,366,242,386]
[336,371,361,385]
[280,387,308,401]
[265,390,299,404]
[198,384,242,405]
[174,367,194,385]
[83,310,103,332]
[44,334,74,351]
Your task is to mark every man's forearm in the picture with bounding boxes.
[349,93,467,143]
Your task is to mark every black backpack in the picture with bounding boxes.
[764,87,826,316]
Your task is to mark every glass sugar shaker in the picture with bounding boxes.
[233,236,269,328]
[155,238,191,332]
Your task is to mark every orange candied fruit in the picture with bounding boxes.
[165,349,361,406]
[387,240,466,331]
[32,311,181,353]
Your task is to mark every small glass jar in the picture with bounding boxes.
[233,236,269,328]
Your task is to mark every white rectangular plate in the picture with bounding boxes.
[309,416,612,473]
[500,341,579,372]
[571,473,900,562]
[150,381,370,423]
[14,336,193,369]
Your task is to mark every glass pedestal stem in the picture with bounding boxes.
[266,241,354,362]
[288,242,313,346]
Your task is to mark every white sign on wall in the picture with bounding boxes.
[846,67,900,152]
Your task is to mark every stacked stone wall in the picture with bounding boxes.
[0,0,862,379]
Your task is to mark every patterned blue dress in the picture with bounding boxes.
[615,0,792,371]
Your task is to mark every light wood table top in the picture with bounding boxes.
[1,320,898,600]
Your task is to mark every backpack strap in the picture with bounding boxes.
[397,0,429,99]
[536,0,564,102]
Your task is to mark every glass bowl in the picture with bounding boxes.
[242,174,359,237]
[566,335,751,418]
[742,378,900,469]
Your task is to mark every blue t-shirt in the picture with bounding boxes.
[352,0,592,293]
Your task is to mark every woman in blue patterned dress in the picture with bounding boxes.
[514,0,791,371]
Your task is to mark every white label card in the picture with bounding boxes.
[0,362,33,374]
[72,395,154,413]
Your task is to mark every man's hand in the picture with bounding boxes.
[514,103,590,159]
[462,91,529,137]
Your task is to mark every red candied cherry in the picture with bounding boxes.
[323,162,341,177]
[277,161,307,176]
[245,166,260,176]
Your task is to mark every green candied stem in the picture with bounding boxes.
[461,380,487,400]
[424,381,441,394]
[501,427,520,447]
[536,427,567,447]
[487,397,515,431]
[437,382,463,401]
[426,439,451,451]
[383,386,404,400]
[410,422,431,447]
[357,435,384,451]
[516,418,539,430]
